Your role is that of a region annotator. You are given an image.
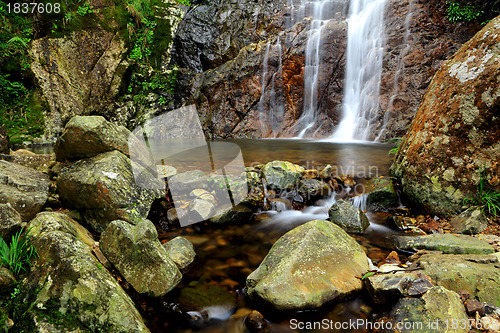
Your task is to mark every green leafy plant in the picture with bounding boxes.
[447,2,484,22]
[463,170,500,217]
[387,137,403,156]
[0,229,38,276]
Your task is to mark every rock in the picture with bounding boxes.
[365,273,433,304]
[391,17,500,216]
[394,234,495,254]
[54,116,131,162]
[298,179,331,200]
[189,198,215,221]
[243,171,264,207]
[0,153,56,173]
[0,160,50,221]
[0,204,23,239]
[245,310,268,331]
[465,299,485,316]
[0,127,8,155]
[208,203,253,224]
[100,219,182,297]
[319,165,333,179]
[246,220,370,310]
[410,253,500,306]
[163,236,196,270]
[365,177,398,211]
[384,286,468,333]
[30,26,129,141]
[302,169,318,179]
[0,267,16,294]
[57,150,164,233]
[386,215,425,233]
[262,161,303,191]
[328,199,370,233]
[168,170,208,192]
[15,212,149,332]
[450,207,488,235]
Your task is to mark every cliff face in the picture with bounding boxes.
[391,16,500,216]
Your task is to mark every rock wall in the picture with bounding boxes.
[171,0,479,139]
[391,16,500,216]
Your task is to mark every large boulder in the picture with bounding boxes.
[391,17,500,216]
[14,212,150,332]
[0,204,23,239]
[57,150,164,233]
[261,161,303,191]
[54,116,131,162]
[100,219,182,297]
[0,127,8,155]
[246,220,370,310]
[383,286,469,333]
[395,234,495,254]
[328,199,370,233]
[0,160,50,221]
[410,253,500,306]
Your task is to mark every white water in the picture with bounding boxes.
[330,0,387,141]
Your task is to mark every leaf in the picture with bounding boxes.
[361,271,376,280]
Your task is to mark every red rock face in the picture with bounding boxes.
[392,16,500,216]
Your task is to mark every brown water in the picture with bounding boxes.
[141,139,401,333]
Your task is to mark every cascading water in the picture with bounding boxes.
[331,0,387,142]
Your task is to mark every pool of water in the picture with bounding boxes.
[141,139,401,332]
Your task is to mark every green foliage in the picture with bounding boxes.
[76,2,96,16]
[463,170,500,217]
[0,229,37,277]
[447,2,484,22]
[387,137,403,156]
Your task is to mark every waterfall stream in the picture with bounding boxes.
[331,0,387,142]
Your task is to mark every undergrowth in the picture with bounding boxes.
[463,170,500,217]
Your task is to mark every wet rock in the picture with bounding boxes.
[246,220,370,310]
[244,171,264,207]
[465,299,485,316]
[0,127,8,155]
[57,150,164,233]
[328,199,370,233]
[245,310,268,332]
[0,153,56,173]
[450,207,488,235]
[209,203,253,224]
[365,177,398,211]
[189,198,215,221]
[54,116,131,162]
[365,273,433,304]
[169,170,208,192]
[384,286,468,333]
[262,161,303,191]
[0,204,23,239]
[163,236,196,270]
[410,253,500,306]
[298,179,331,199]
[386,215,425,234]
[0,160,50,221]
[319,165,333,179]
[395,234,495,254]
[391,17,500,216]
[302,169,319,179]
[100,219,181,297]
[0,267,16,294]
[16,212,149,332]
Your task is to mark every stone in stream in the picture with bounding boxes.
[365,273,433,304]
[57,150,164,233]
[365,177,398,211]
[0,204,23,239]
[163,236,196,270]
[450,206,488,235]
[0,160,50,221]
[410,253,500,307]
[100,219,182,297]
[394,233,495,254]
[55,115,131,162]
[261,161,303,191]
[246,220,370,310]
[16,212,150,332]
[383,286,469,333]
[298,179,331,199]
[208,203,253,224]
[328,199,370,233]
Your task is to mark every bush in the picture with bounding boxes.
[0,229,37,276]
[463,170,500,217]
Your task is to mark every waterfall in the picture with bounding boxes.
[331,0,387,142]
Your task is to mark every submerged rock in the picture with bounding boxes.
[246,220,370,310]
[395,233,495,254]
[410,253,500,306]
[384,286,468,333]
[262,161,303,191]
[163,236,196,270]
[55,116,131,162]
[0,160,50,221]
[0,204,23,239]
[450,207,488,235]
[57,150,164,233]
[15,212,149,332]
[391,17,500,216]
[100,219,182,297]
[328,199,370,233]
